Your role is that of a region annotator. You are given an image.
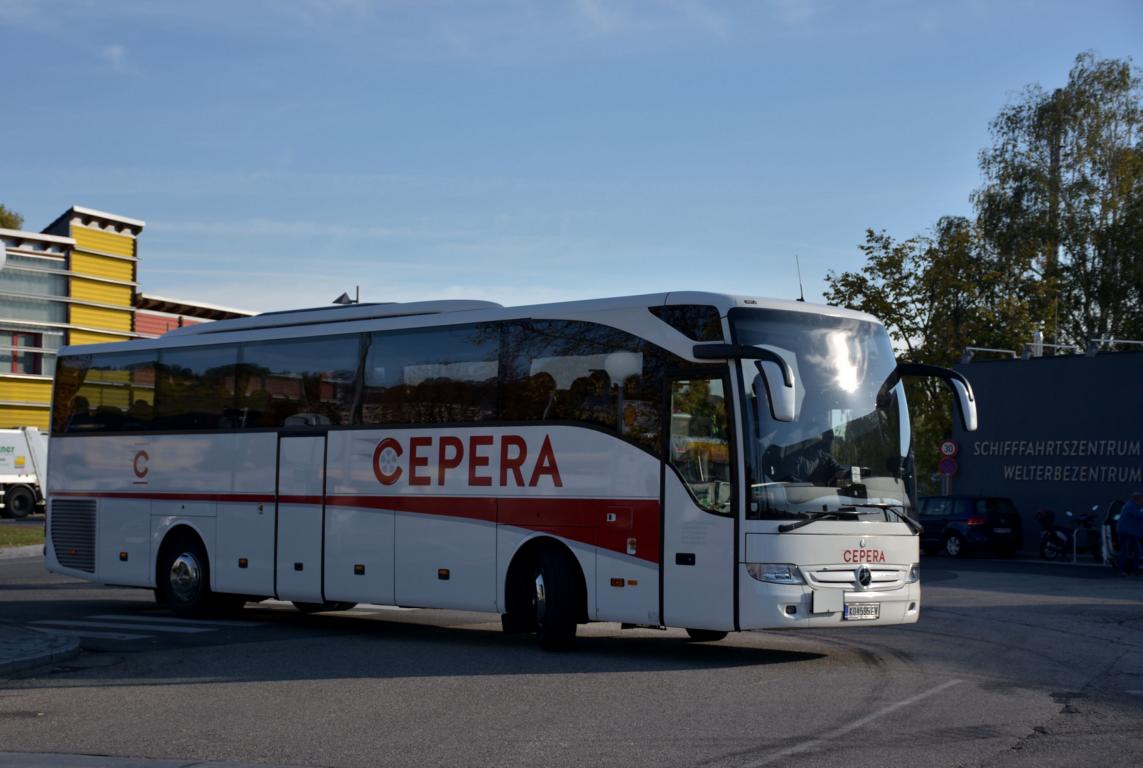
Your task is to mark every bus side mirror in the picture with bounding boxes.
[949,378,978,432]
[876,362,978,433]
[754,360,796,422]
[693,343,797,423]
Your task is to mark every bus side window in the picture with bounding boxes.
[501,372,557,421]
[503,319,666,455]
[362,324,500,425]
[57,352,156,433]
[155,346,237,430]
[668,377,731,514]
[237,335,360,428]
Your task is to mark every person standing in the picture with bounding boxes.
[1117,491,1143,576]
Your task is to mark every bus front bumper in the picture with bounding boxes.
[738,566,921,629]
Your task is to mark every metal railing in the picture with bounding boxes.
[1086,338,1143,355]
[960,347,1017,364]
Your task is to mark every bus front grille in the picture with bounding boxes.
[50,499,97,573]
[804,565,906,591]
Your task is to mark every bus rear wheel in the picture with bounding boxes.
[533,548,578,651]
[159,533,216,617]
[685,628,728,642]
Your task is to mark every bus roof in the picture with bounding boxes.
[58,291,883,357]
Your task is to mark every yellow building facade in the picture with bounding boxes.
[1,206,143,429]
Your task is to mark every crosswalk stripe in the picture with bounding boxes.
[31,619,213,634]
[34,627,151,641]
[87,614,267,628]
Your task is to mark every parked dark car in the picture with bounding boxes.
[918,496,1023,557]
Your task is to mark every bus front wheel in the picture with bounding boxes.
[533,548,578,652]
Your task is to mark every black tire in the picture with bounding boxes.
[533,547,579,651]
[292,601,357,614]
[943,532,965,558]
[685,628,728,642]
[3,486,35,519]
[158,532,216,617]
[502,552,540,635]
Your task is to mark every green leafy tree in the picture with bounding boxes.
[0,204,23,230]
[824,221,1033,369]
[825,52,1142,491]
[974,51,1143,344]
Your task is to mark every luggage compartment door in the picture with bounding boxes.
[275,434,326,602]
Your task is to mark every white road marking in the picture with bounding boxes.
[33,627,151,641]
[88,614,267,628]
[31,620,212,634]
[741,679,963,767]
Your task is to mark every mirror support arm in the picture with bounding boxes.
[877,362,978,432]
[692,343,793,386]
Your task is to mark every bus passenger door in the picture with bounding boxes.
[275,434,326,603]
[661,373,736,631]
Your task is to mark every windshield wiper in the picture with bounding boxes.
[777,510,859,533]
[840,502,923,535]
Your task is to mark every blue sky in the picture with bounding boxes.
[3,0,1141,313]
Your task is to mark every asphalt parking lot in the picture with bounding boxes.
[2,546,1142,768]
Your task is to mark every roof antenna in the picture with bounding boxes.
[795,254,806,302]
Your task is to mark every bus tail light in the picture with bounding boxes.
[746,563,804,585]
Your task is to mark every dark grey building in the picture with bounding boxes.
[950,351,1142,551]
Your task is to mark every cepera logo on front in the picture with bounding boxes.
[372,433,564,488]
[843,538,887,563]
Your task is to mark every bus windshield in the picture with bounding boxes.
[730,307,912,521]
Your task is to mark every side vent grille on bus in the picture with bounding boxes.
[50,499,97,573]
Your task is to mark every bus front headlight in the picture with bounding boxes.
[907,563,920,583]
[746,563,804,584]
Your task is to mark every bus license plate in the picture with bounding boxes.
[844,603,880,621]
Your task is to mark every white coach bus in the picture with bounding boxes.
[44,292,976,649]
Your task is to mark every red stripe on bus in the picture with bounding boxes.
[49,491,662,564]
[279,495,324,506]
[329,495,498,523]
[51,491,276,504]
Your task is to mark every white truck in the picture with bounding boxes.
[0,427,48,518]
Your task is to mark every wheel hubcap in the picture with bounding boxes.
[947,538,960,556]
[169,552,201,601]
[534,571,547,626]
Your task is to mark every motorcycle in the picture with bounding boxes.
[1038,507,1102,563]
